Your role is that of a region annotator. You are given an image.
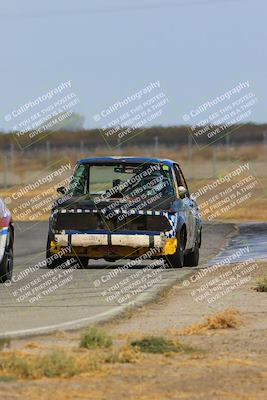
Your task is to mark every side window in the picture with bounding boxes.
[174,165,190,196]
[173,165,182,186]
[69,164,88,195]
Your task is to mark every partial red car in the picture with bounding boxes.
[0,198,14,283]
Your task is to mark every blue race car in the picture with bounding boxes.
[46,157,202,269]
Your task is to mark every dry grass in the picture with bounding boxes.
[0,349,99,379]
[0,331,199,380]
[23,342,41,350]
[0,375,16,382]
[80,327,113,350]
[176,309,243,335]
[189,175,267,221]
[130,336,197,354]
[0,345,141,379]
[255,274,267,292]
[105,345,141,363]
[0,338,11,351]
[222,198,267,220]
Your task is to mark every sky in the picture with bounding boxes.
[0,0,266,130]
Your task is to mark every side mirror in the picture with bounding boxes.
[178,186,188,199]
[57,186,66,195]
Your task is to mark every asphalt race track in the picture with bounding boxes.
[0,221,237,337]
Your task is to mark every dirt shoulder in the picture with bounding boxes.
[1,254,266,400]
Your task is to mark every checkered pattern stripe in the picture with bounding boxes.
[53,208,179,238]
[55,208,167,216]
[165,212,178,238]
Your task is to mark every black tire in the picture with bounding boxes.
[0,227,14,283]
[77,256,89,268]
[167,228,186,268]
[184,244,199,267]
[46,237,69,269]
[46,237,89,269]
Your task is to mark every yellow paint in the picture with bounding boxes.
[162,237,177,255]
[50,240,58,252]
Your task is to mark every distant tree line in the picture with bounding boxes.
[0,124,266,151]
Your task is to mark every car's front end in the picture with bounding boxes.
[47,157,187,265]
[50,204,179,260]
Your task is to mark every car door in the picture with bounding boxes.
[173,164,198,250]
[0,198,11,261]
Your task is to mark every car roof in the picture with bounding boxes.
[77,156,177,166]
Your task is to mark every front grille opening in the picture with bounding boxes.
[54,212,171,232]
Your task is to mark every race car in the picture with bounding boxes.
[0,198,14,283]
[46,157,202,269]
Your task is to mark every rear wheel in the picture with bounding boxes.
[167,228,186,268]
[0,228,14,283]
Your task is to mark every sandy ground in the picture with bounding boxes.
[0,255,266,400]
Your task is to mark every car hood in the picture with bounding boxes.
[52,194,177,213]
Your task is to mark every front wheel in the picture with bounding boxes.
[0,228,14,283]
[77,256,89,268]
[46,237,69,269]
[184,244,199,267]
[167,229,186,268]
[46,237,89,269]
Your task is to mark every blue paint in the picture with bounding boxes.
[77,156,176,167]
[63,229,162,235]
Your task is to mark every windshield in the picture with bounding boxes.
[68,162,175,201]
